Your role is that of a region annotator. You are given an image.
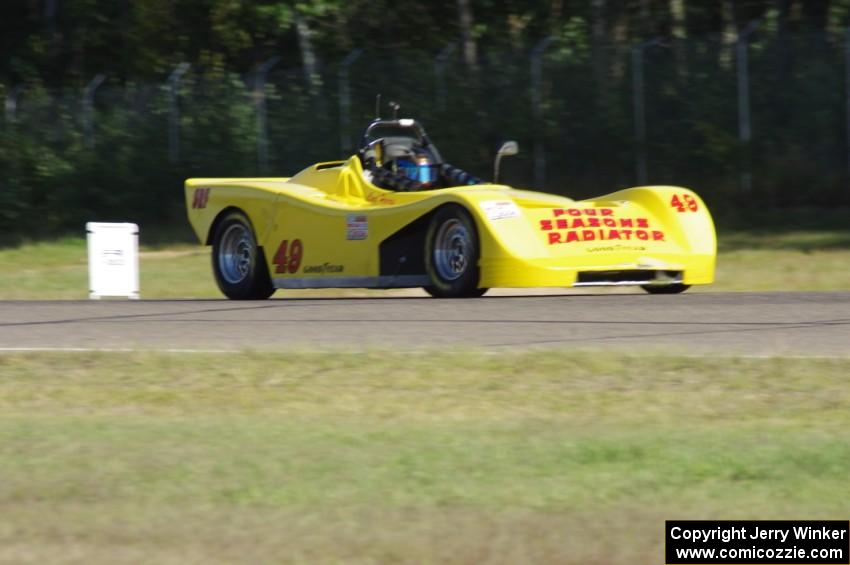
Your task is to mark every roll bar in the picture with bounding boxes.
[360,118,432,148]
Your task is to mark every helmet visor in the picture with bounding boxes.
[416,163,437,184]
[398,158,437,184]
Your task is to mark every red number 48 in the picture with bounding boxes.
[670,194,698,213]
[273,239,303,274]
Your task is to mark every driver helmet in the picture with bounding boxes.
[396,154,437,187]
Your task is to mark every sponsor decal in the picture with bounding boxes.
[191,187,210,209]
[481,200,520,220]
[346,214,368,240]
[303,263,345,274]
[540,207,667,245]
[273,239,303,274]
[366,192,396,205]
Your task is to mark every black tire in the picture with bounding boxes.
[641,283,690,295]
[423,205,488,298]
[211,211,275,300]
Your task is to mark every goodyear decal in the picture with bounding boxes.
[303,263,344,274]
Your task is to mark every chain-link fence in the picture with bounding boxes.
[1,32,848,239]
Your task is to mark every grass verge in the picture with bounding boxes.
[715,229,850,291]
[1,350,848,563]
[1,228,849,299]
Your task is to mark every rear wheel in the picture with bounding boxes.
[212,211,274,300]
[641,283,690,294]
[424,205,488,298]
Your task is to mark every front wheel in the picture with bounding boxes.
[212,211,274,300]
[423,205,488,298]
[641,283,690,295]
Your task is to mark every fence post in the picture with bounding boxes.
[338,49,362,154]
[255,56,281,173]
[82,74,106,148]
[5,85,24,123]
[736,19,760,192]
[168,62,190,163]
[531,36,555,190]
[631,38,663,186]
[434,43,456,112]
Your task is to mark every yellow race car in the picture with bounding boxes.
[185,117,716,299]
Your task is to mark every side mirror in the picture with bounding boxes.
[494,141,519,184]
[498,141,519,157]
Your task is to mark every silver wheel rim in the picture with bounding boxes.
[218,223,254,284]
[433,218,471,281]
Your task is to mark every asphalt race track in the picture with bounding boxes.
[1,292,849,356]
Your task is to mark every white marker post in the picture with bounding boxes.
[87,222,140,299]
